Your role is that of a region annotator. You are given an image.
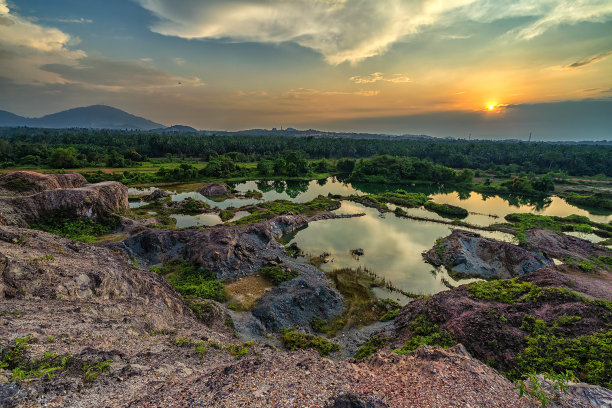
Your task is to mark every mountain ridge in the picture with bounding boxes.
[0,105,163,130]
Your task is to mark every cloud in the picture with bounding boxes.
[136,0,476,65]
[349,72,411,84]
[136,0,612,64]
[564,50,612,68]
[510,1,612,41]
[0,1,202,91]
[284,88,379,98]
[40,56,203,90]
[43,17,94,24]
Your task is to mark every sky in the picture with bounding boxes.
[0,0,611,140]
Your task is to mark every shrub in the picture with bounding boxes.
[260,266,299,285]
[354,336,389,359]
[393,314,455,354]
[280,328,340,357]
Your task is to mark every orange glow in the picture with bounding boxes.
[488,104,495,110]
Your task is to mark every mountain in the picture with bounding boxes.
[0,110,28,127]
[0,105,163,130]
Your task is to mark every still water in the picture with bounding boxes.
[129,178,610,298]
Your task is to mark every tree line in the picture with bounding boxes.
[0,130,611,176]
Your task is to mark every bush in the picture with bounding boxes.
[354,336,389,359]
[424,201,468,218]
[393,314,455,354]
[29,210,117,242]
[280,328,340,357]
[259,265,299,285]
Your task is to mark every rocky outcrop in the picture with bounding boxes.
[423,229,554,279]
[0,171,87,196]
[143,189,168,201]
[390,267,612,377]
[524,228,611,261]
[199,182,229,196]
[0,226,183,314]
[539,375,612,408]
[117,214,314,280]
[126,345,539,407]
[0,180,128,227]
[252,262,344,332]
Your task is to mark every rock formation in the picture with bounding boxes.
[0,171,128,227]
[423,229,554,279]
[199,182,229,196]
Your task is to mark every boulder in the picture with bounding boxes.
[199,182,229,196]
[423,229,553,279]
[143,189,169,201]
[251,263,344,332]
[0,171,87,196]
[0,180,129,227]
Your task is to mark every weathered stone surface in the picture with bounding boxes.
[199,182,229,196]
[252,263,344,332]
[143,189,168,201]
[540,375,612,408]
[423,229,554,279]
[0,226,182,314]
[523,228,611,261]
[0,180,128,227]
[0,171,87,196]
[116,214,314,280]
[391,267,612,374]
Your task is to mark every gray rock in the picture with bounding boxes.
[143,189,168,201]
[423,229,554,279]
[252,264,344,332]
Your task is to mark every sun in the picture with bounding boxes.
[488,104,495,110]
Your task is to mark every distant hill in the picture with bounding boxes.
[0,105,163,130]
[0,110,28,127]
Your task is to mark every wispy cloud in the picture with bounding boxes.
[43,17,93,24]
[136,0,612,65]
[284,88,379,98]
[349,72,411,84]
[564,50,611,68]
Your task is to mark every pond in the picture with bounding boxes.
[128,177,610,300]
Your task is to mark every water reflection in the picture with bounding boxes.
[287,202,491,296]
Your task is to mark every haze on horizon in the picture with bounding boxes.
[0,0,611,140]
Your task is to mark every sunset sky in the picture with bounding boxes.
[0,0,611,139]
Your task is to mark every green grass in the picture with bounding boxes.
[29,210,118,242]
[514,316,612,388]
[324,268,395,336]
[354,336,389,359]
[259,265,299,285]
[423,201,468,218]
[350,190,430,210]
[1,177,36,193]
[393,314,456,354]
[466,279,540,304]
[499,213,609,243]
[152,258,227,302]
[231,195,340,225]
[280,328,340,357]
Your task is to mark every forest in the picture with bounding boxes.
[0,129,611,177]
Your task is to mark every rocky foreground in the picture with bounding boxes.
[1,171,611,407]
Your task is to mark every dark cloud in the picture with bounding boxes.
[40,57,201,88]
[565,50,611,68]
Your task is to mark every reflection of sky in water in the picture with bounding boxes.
[431,191,611,224]
[125,178,610,296]
[171,213,222,228]
[129,201,149,209]
[288,202,484,296]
